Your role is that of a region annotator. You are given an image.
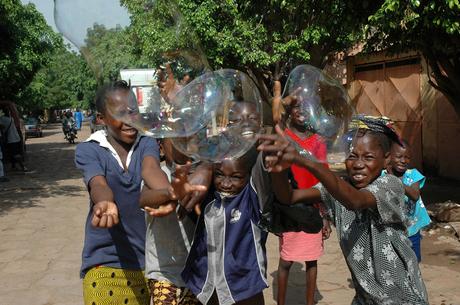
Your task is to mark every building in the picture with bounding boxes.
[343,52,460,180]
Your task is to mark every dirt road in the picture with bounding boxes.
[0,123,459,305]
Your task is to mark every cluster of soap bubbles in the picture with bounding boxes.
[54,0,353,162]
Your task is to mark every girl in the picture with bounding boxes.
[277,100,331,305]
[75,80,174,305]
[385,140,430,262]
[258,116,428,305]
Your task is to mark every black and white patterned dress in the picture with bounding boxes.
[314,174,428,305]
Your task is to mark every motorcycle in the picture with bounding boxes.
[63,123,77,144]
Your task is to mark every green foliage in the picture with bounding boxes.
[17,23,142,113]
[367,0,459,54]
[366,0,460,115]
[121,0,383,101]
[0,0,62,101]
[82,24,144,84]
[18,46,97,112]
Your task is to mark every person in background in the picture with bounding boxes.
[74,108,83,130]
[271,80,331,305]
[0,106,27,172]
[0,109,8,182]
[277,102,331,305]
[384,140,430,262]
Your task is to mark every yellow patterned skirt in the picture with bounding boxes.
[83,266,150,305]
[148,279,200,305]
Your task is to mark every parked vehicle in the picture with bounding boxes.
[24,117,43,139]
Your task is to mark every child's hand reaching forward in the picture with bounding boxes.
[92,201,119,228]
[172,162,208,202]
[258,125,300,172]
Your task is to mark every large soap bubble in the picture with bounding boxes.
[54,0,210,138]
[54,0,263,161]
[170,69,264,161]
[281,65,354,164]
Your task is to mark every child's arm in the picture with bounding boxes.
[259,125,377,210]
[140,158,207,214]
[140,155,177,216]
[404,182,420,202]
[269,169,321,205]
[88,176,119,228]
[75,143,120,228]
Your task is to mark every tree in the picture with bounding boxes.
[121,0,383,108]
[18,46,97,112]
[82,24,145,85]
[0,0,61,101]
[19,23,143,113]
[366,0,460,117]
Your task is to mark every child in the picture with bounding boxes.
[75,80,173,305]
[385,140,430,262]
[277,100,331,305]
[141,138,208,305]
[258,116,429,305]
[182,148,273,305]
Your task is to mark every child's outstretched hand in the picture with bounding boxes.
[257,124,300,172]
[144,201,177,217]
[171,162,208,202]
[92,200,119,228]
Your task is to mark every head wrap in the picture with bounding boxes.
[349,114,402,145]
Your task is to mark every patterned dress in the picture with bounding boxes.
[314,175,428,305]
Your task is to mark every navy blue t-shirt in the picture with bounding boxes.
[75,131,159,278]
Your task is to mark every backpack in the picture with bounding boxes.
[258,169,323,234]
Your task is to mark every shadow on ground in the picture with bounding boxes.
[270,262,324,305]
[0,123,86,216]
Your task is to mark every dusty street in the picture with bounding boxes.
[0,123,459,305]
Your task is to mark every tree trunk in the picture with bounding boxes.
[246,67,274,127]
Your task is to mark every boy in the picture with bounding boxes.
[182,149,273,305]
[141,139,208,305]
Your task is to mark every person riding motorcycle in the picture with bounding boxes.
[62,111,77,141]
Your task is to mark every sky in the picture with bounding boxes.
[22,0,57,30]
[21,0,131,49]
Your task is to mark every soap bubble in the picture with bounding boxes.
[282,65,354,164]
[54,1,263,161]
[54,0,210,138]
[170,69,264,161]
